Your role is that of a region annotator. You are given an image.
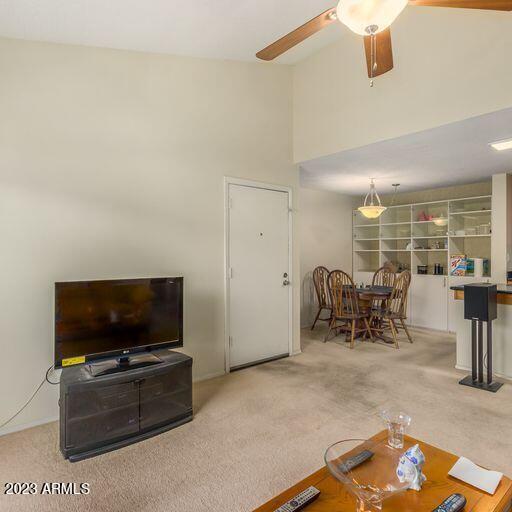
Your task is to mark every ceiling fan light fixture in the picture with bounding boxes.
[358,179,387,219]
[336,0,408,36]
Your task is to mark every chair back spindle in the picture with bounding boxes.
[328,270,359,318]
[372,266,396,288]
[387,270,411,318]
[313,266,330,308]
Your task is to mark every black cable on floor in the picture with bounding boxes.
[0,364,57,430]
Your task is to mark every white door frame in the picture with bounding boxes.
[224,176,293,374]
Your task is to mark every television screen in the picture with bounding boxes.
[55,277,183,368]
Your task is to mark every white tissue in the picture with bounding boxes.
[448,457,503,495]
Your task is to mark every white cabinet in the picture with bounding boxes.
[410,275,448,331]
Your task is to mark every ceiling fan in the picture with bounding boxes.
[256,1,512,81]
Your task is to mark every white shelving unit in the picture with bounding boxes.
[352,195,492,332]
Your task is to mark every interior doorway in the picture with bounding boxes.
[225,178,292,371]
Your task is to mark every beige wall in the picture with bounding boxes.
[293,7,512,163]
[300,188,353,328]
[0,38,298,434]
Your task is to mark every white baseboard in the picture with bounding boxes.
[407,324,454,335]
[0,415,58,437]
[455,365,512,382]
[193,370,226,382]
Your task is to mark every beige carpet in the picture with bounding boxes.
[1,327,511,512]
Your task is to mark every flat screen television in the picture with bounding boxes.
[55,277,183,371]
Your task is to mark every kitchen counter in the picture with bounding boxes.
[451,283,512,294]
[451,283,512,305]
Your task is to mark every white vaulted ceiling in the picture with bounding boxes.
[0,0,345,63]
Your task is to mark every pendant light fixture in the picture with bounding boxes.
[358,178,387,219]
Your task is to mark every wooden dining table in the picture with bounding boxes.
[355,285,393,341]
[356,285,393,308]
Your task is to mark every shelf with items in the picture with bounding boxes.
[381,250,411,273]
[354,251,380,273]
[412,237,448,251]
[380,205,411,224]
[449,235,491,278]
[351,192,493,286]
[412,221,448,239]
[412,250,448,276]
[449,209,491,237]
[449,195,492,214]
[412,201,448,224]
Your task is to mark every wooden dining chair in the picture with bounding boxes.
[372,266,396,287]
[371,270,412,349]
[311,266,332,330]
[325,270,373,348]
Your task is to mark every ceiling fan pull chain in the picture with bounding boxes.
[371,32,376,87]
[366,25,378,88]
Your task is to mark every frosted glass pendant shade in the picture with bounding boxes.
[358,179,387,219]
[358,205,387,219]
[336,0,408,35]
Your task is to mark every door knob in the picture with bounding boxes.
[283,279,290,286]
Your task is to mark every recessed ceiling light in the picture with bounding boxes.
[489,138,512,151]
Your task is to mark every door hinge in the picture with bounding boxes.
[228,267,233,279]
[229,336,233,347]
[228,198,233,209]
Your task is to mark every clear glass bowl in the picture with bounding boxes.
[324,438,410,511]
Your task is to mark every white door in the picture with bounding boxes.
[410,275,448,331]
[227,183,290,369]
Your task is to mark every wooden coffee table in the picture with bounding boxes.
[254,430,512,512]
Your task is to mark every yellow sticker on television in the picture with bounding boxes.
[62,356,86,367]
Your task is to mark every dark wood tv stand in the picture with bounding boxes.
[59,349,193,462]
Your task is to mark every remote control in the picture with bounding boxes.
[273,486,320,512]
[432,493,467,512]
[338,449,374,473]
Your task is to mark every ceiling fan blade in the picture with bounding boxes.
[364,29,394,78]
[408,0,512,10]
[256,7,337,61]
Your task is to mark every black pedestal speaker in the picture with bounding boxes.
[459,283,502,392]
